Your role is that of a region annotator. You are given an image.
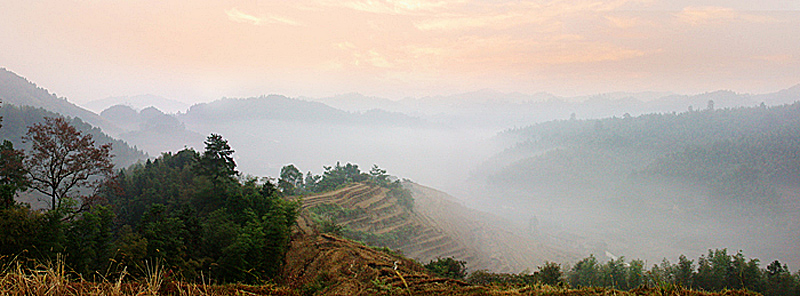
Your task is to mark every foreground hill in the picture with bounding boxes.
[297,182,578,273]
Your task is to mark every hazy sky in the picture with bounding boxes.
[1,0,799,104]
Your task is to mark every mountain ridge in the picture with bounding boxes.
[0,68,124,136]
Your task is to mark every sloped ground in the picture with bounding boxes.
[298,182,578,273]
[280,232,487,295]
[298,183,487,270]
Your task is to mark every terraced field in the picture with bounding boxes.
[299,183,485,269]
[298,182,578,273]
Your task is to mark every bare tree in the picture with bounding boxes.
[23,117,113,211]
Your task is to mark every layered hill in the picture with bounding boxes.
[472,102,800,269]
[297,182,578,273]
[0,68,123,136]
[100,105,204,155]
[0,104,146,168]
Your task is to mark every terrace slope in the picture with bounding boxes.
[297,182,578,273]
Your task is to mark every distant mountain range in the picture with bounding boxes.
[309,87,800,129]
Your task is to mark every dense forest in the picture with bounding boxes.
[0,110,298,282]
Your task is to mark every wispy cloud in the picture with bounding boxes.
[225,7,302,26]
[675,6,777,26]
[675,6,737,25]
[414,13,519,31]
[333,0,457,14]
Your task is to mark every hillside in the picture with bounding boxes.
[297,182,578,273]
[0,104,146,167]
[0,68,123,136]
[0,104,148,208]
[471,102,800,269]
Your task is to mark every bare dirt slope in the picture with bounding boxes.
[298,182,578,274]
[280,232,489,295]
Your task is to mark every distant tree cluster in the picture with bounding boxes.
[466,261,563,287]
[462,250,798,296]
[278,162,413,209]
[560,249,798,295]
[424,257,468,280]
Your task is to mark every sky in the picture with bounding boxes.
[1,0,799,105]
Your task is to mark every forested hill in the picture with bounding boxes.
[492,102,800,201]
[0,104,147,167]
[0,68,123,136]
[179,95,425,127]
[474,102,800,269]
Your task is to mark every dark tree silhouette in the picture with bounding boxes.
[0,140,27,209]
[197,133,236,179]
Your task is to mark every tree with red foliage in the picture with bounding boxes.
[23,117,114,212]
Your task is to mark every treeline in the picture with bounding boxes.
[0,113,298,283]
[461,249,799,296]
[105,135,299,283]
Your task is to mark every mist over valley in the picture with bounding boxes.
[20,64,792,272]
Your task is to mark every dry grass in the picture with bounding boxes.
[0,256,761,296]
[0,237,762,296]
[0,256,297,296]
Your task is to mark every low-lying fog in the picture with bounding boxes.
[99,88,800,271]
